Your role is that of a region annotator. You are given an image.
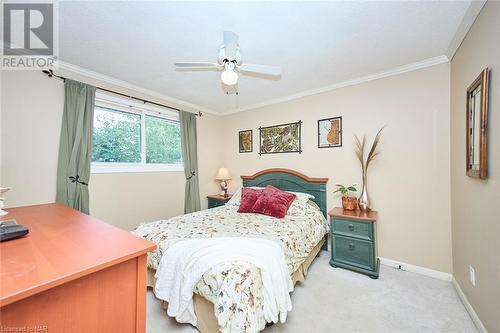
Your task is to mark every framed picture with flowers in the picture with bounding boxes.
[259,121,302,155]
[239,130,253,153]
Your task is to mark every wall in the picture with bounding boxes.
[450,1,500,332]
[1,70,221,231]
[1,71,64,207]
[220,63,453,274]
[0,70,3,186]
[0,58,454,274]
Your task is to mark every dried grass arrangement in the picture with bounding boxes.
[354,128,383,175]
[354,127,384,211]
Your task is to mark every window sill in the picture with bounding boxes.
[91,163,184,174]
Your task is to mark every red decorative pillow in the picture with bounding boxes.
[237,187,264,213]
[252,185,296,218]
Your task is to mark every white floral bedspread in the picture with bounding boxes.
[132,203,328,333]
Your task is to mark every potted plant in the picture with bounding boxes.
[333,184,358,211]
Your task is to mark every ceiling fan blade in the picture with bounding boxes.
[175,67,222,72]
[223,31,238,60]
[175,62,221,68]
[238,64,282,77]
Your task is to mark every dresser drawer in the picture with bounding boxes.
[333,218,373,240]
[332,235,374,270]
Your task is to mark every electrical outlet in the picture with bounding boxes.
[394,263,406,271]
[469,266,476,286]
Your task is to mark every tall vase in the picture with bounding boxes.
[358,171,371,211]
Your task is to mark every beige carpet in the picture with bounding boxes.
[146,254,477,333]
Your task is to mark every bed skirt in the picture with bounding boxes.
[147,235,327,333]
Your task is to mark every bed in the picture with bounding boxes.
[133,168,329,333]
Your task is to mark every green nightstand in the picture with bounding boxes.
[328,207,380,279]
[207,194,232,209]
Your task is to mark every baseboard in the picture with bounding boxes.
[378,257,452,281]
[451,277,488,333]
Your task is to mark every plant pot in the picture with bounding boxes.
[342,196,358,211]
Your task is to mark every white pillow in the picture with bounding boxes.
[226,187,243,206]
[288,191,314,202]
[226,186,264,206]
[307,200,321,211]
[287,199,307,216]
[288,198,321,216]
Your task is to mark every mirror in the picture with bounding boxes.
[466,68,489,179]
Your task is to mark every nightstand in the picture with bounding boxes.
[328,207,379,279]
[207,194,232,209]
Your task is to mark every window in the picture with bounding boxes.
[145,115,182,164]
[92,107,141,163]
[91,93,183,173]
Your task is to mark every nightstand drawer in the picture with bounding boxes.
[333,218,373,240]
[208,198,226,208]
[332,235,374,270]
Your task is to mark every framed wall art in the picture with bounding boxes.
[239,130,253,153]
[466,68,489,179]
[318,116,342,148]
[259,121,302,155]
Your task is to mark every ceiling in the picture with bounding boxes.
[59,1,475,114]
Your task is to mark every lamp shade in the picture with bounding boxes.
[215,167,231,180]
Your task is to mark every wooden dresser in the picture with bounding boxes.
[328,207,379,279]
[0,203,156,333]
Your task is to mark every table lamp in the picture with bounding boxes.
[215,168,231,197]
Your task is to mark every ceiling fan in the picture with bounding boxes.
[174,31,281,87]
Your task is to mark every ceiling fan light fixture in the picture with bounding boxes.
[221,69,238,86]
[174,31,281,90]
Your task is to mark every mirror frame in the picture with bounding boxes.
[466,68,489,179]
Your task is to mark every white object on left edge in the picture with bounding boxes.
[0,187,13,216]
[154,237,293,326]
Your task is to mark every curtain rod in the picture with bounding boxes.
[42,69,202,117]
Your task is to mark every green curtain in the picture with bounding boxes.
[56,79,96,214]
[180,111,201,213]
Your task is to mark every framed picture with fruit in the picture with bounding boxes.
[318,116,342,148]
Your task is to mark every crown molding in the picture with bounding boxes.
[222,55,449,115]
[446,0,486,61]
[56,61,218,115]
[56,54,448,117]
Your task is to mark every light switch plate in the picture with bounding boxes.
[469,265,476,286]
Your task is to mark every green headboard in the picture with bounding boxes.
[241,168,328,218]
